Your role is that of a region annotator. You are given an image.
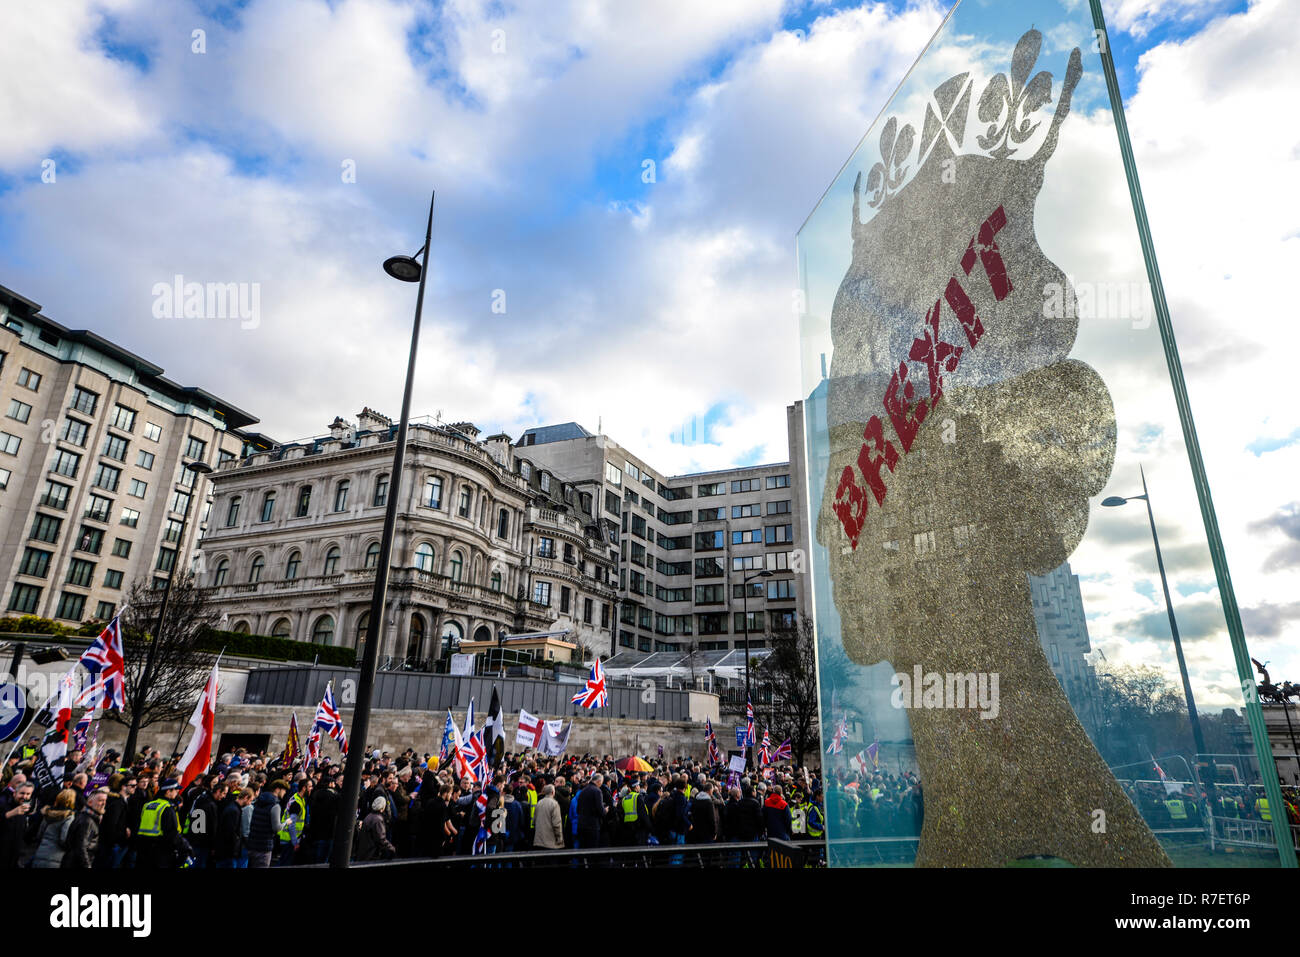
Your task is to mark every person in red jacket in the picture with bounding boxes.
[763,784,793,841]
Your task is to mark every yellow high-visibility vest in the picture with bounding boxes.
[278,793,307,841]
[138,799,170,838]
[622,793,639,823]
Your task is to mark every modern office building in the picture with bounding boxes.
[515,401,811,657]
[0,285,267,626]
[196,411,620,668]
[1029,561,1102,733]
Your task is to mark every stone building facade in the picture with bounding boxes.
[197,411,619,666]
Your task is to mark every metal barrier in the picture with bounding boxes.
[320,841,827,869]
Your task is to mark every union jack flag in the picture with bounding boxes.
[473,788,490,855]
[462,729,489,784]
[745,699,755,746]
[304,727,321,769]
[705,718,721,765]
[826,715,848,755]
[72,711,93,752]
[312,682,348,755]
[74,613,127,711]
[772,738,792,762]
[758,727,772,767]
[571,659,608,709]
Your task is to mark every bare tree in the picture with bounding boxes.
[757,615,820,765]
[112,574,221,757]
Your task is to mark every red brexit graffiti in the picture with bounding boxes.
[833,205,1014,548]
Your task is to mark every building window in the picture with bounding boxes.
[6,399,32,423]
[30,514,62,544]
[490,570,502,592]
[260,491,275,522]
[537,537,556,559]
[144,422,162,442]
[60,419,89,448]
[732,528,762,545]
[323,547,341,575]
[120,507,140,528]
[697,482,725,497]
[135,450,155,470]
[767,579,795,600]
[226,496,241,526]
[414,543,434,572]
[731,479,760,493]
[697,507,724,521]
[296,486,312,516]
[271,618,292,639]
[601,603,610,628]
[333,480,349,511]
[311,616,335,645]
[768,551,792,571]
[156,547,176,572]
[532,580,551,605]
[364,542,380,570]
[69,386,98,417]
[249,555,264,582]
[448,551,463,582]
[583,598,593,624]
[8,583,42,614]
[17,368,41,391]
[497,508,509,539]
[772,611,796,631]
[112,538,131,558]
[694,530,724,551]
[101,434,128,462]
[0,467,12,489]
[103,569,124,590]
[697,613,728,635]
[458,486,471,517]
[286,551,301,579]
[66,558,95,588]
[764,524,793,545]
[605,491,621,516]
[0,432,21,456]
[767,500,791,515]
[560,586,571,614]
[540,472,551,493]
[55,592,86,622]
[373,473,389,507]
[93,464,121,493]
[166,490,189,515]
[127,478,147,498]
[19,548,51,578]
[695,584,725,604]
[213,559,229,586]
[913,530,937,558]
[519,461,532,481]
[84,494,112,523]
[110,404,137,432]
[424,476,442,509]
[38,481,69,511]
[185,436,207,460]
[694,557,724,578]
[766,474,790,489]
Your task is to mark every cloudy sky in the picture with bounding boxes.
[1,0,1296,694]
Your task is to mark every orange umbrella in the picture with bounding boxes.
[616,755,654,773]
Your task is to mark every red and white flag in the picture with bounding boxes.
[177,661,220,791]
[516,708,546,749]
[40,669,79,764]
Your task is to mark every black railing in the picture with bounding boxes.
[317,840,826,869]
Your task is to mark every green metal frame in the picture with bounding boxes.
[1088,0,1296,867]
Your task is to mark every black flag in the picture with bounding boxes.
[485,686,505,766]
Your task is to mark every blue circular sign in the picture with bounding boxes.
[0,680,27,740]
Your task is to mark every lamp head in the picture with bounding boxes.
[383,255,422,282]
[1100,496,1127,507]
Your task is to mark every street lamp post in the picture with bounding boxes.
[1102,465,1207,760]
[123,459,213,763]
[741,569,772,768]
[330,190,436,868]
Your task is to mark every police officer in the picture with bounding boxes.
[807,787,825,841]
[277,777,311,866]
[136,778,189,869]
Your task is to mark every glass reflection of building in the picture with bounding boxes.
[1028,562,1100,739]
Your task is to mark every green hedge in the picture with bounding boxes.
[197,628,357,667]
[0,615,78,636]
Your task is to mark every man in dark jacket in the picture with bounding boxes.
[687,781,720,844]
[731,784,764,841]
[0,780,34,868]
[187,779,224,869]
[669,776,692,844]
[306,773,338,864]
[135,778,189,869]
[575,773,606,849]
[246,779,286,868]
[95,774,131,869]
[213,786,253,868]
[63,787,106,869]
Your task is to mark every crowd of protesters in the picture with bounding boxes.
[0,738,847,868]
